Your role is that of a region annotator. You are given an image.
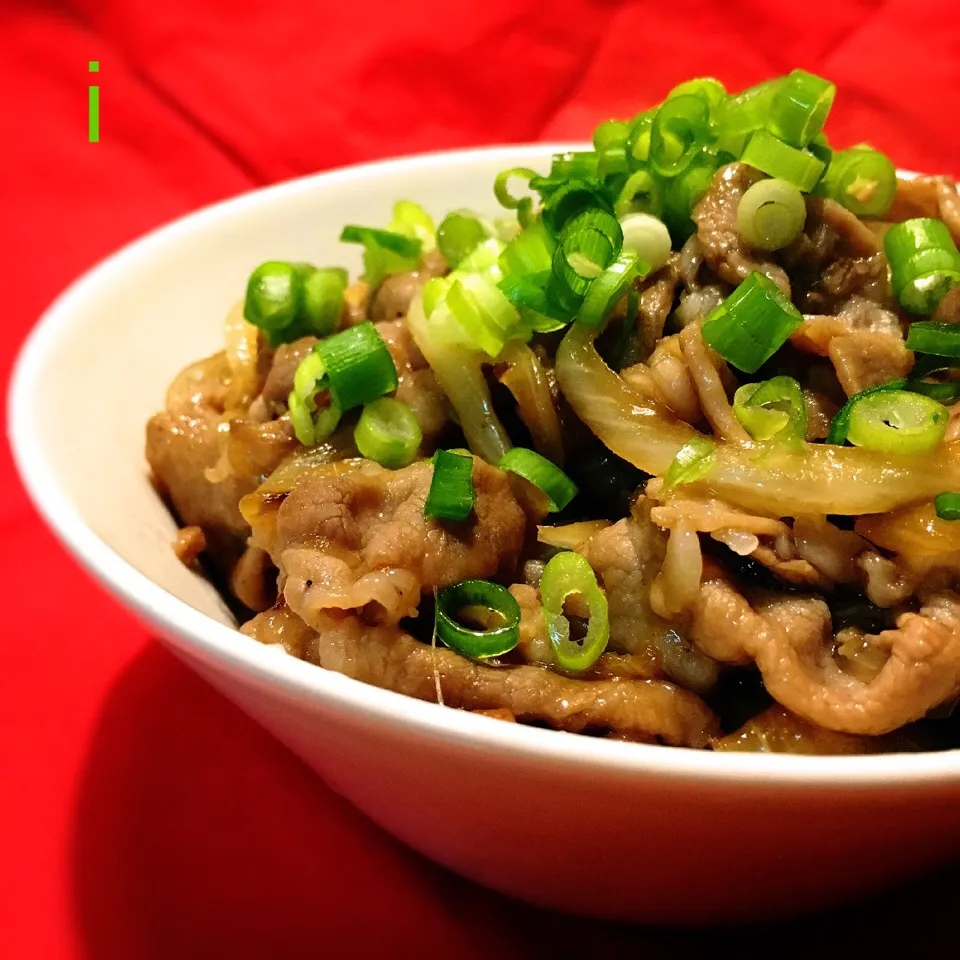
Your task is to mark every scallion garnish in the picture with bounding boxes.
[619,213,672,272]
[243,261,302,340]
[701,272,803,373]
[736,178,807,251]
[493,167,538,210]
[733,376,807,444]
[315,321,398,411]
[664,437,716,489]
[934,493,960,521]
[649,94,711,178]
[576,254,644,328]
[767,69,836,148]
[436,213,488,268]
[614,167,664,217]
[424,450,475,522]
[539,551,610,673]
[837,388,948,454]
[435,579,521,659]
[885,219,960,315]
[497,447,578,512]
[340,224,422,286]
[353,397,422,469]
[819,147,896,217]
[740,129,825,192]
[301,267,347,338]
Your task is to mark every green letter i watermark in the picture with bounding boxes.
[89,61,99,142]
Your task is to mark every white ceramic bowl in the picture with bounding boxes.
[10,146,960,923]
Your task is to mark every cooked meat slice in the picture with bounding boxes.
[242,595,316,658]
[932,285,960,324]
[254,458,525,627]
[802,387,840,440]
[146,354,257,576]
[368,249,448,321]
[229,545,276,612]
[242,603,717,747]
[828,331,913,395]
[782,198,891,312]
[692,163,791,294]
[620,258,681,366]
[645,334,702,423]
[578,512,672,654]
[376,319,449,442]
[689,576,960,735]
[678,324,749,442]
[676,234,705,290]
[714,705,878,754]
[173,526,206,566]
[255,336,317,417]
[889,174,960,245]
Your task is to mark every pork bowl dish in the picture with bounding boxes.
[147,71,960,754]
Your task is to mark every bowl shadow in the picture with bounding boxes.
[70,642,960,958]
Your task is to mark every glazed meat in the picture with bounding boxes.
[242,602,718,747]
[149,71,960,754]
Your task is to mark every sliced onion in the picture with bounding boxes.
[555,323,960,516]
[407,294,511,464]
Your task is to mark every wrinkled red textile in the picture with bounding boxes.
[3,2,960,955]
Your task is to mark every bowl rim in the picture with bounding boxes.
[10,143,960,788]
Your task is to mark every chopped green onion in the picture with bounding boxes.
[387,200,436,249]
[808,132,833,169]
[499,219,557,278]
[444,273,520,357]
[614,167,664,217]
[905,355,960,404]
[539,551,610,673]
[714,78,782,156]
[649,94,711,177]
[436,212,488,268]
[301,267,347,337]
[736,178,806,251]
[498,447,577,511]
[540,178,614,236]
[353,397,422,468]
[768,69,836,148]
[288,348,344,446]
[576,254,644,328]
[340,225,421,286]
[550,151,599,180]
[819,148,896,217]
[593,119,630,151]
[844,388,948,454]
[907,321,960,356]
[625,112,654,163]
[619,213,672,272]
[701,272,803,373]
[435,579,521,659]
[664,437,716,489]
[740,129,825,192]
[826,379,906,445]
[494,167,538,210]
[424,450,476,522]
[733,376,807,443]
[315,321,398,411]
[934,492,960,521]
[340,225,421,258]
[244,261,301,337]
[668,77,727,112]
[884,219,960,315]
[907,379,960,404]
[498,274,570,331]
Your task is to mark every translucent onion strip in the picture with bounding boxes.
[555,323,960,516]
[407,293,511,463]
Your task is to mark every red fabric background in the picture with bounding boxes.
[4,2,960,955]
